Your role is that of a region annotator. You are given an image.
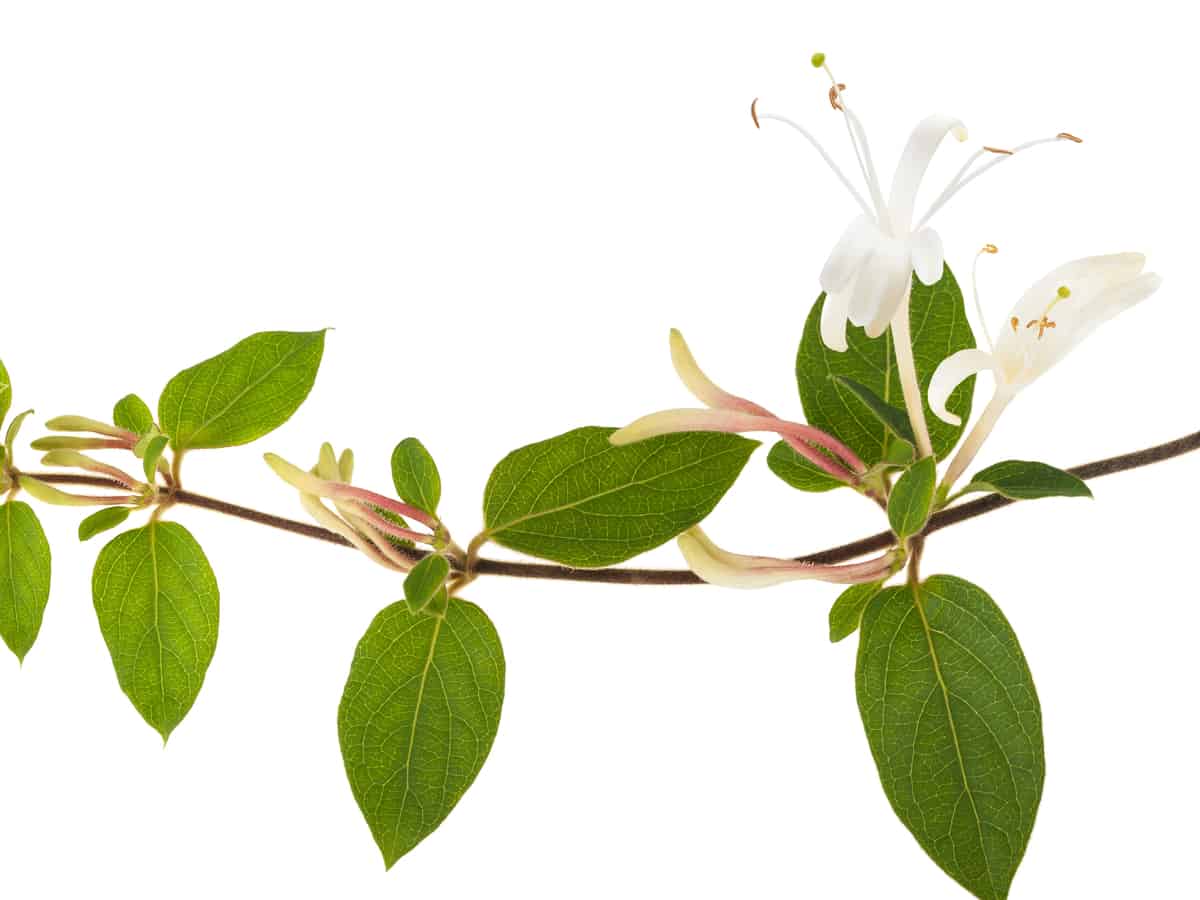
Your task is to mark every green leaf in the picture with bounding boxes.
[339,597,505,868]
[962,460,1091,501]
[79,507,132,542]
[92,522,219,740]
[404,554,451,613]
[766,440,846,493]
[828,581,882,643]
[391,438,442,515]
[856,576,1043,900]
[831,375,915,445]
[0,357,11,425]
[113,393,154,434]
[0,501,52,662]
[482,427,758,567]
[142,434,169,483]
[158,330,326,450]
[796,268,975,465]
[888,456,937,539]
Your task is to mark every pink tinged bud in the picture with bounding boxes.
[17,476,137,508]
[610,408,864,479]
[344,503,436,546]
[30,436,130,452]
[298,492,409,573]
[44,416,137,444]
[40,450,140,489]
[669,329,775,417]
[329,485,440,530]
[677,527,896,589]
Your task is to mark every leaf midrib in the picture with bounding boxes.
[911,584,999,900]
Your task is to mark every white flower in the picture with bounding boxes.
[756,55,1080,351]
[928,253,1162,426]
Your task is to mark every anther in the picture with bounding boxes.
[828,83,846,110]
[982,243,999,254]
[1010,316,1020,333]
[983,146,1014,155]
[1057,132,1083,143]
[1026,317,1057,338]
[751,97,760,129]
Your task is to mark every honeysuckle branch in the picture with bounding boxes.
[14,425,1200,586]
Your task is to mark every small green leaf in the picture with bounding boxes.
[856,576,1043,900]
[831,375,916,445]
[113,393,154,434]
[962,460,1092,501]
[92,522,219,740]
[142,434,169,483]
[796,268,976,465]
[158,330,326,450]
[79,507,132,542]
[404,554,451,613]
[888,456,937,539]
[391,438,442,515]
[0,358,11,425]
[0,501,52,662]
[339,597,504,868]
[883,438,916,467]
[828,581,882,643]
[482,427,758,567]
[766,440,847,493]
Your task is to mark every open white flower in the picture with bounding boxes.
[755,54,1081,352]
[930,251,1162,489]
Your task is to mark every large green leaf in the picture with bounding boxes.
[92,522,220,740]
[857,576,1043,900]
[0,357,11,425]
[339,597,504,868]
[158,330,326,450]
[482,427,758,567]
[796,269,975,465]
[962,460,1091,501]
[0,501,52,662]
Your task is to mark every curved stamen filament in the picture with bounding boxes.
[756,111,873,216]
[819,63,889,226]
[971,244,999,351]
[914,133,1081,231]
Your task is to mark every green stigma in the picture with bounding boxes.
[1057,285,1071,299]
[811,52,826,69]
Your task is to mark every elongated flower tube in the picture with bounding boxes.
[678,527,897,589]
[754,53,1081,351]
[42,416,138,447]
[17,475,139,508]
[611,330,866,482]
[265,448,441,572]
[40,450,141,490]
[930,252,1161,490]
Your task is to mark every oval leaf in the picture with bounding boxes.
[797,268,975,464]
[828,581,881,643]
[962,460,1091,501]
[0,501,52,661]
[888,456,937,539]
[79,507,132,542]
[158,330,326,450]
[113,393,154,435]
[856,576,1044,900]
[403,554,450,612]
[482,427,758,567]
[92,522,219,740]
[766,440,846,493]
[339,597,505,868]
[391,438,442,515]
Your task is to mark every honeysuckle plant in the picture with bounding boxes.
[0,55,1193,900]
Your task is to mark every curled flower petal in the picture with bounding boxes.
[849,238,911,338]
[819,215,877,294]
[678,527,896,589]
[928,348,997,426]
[909,228,945,286]
[669,329,773,416]
[888,114,968,232]
[820,289,852,353]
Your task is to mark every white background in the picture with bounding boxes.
[0,2,1194,898]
